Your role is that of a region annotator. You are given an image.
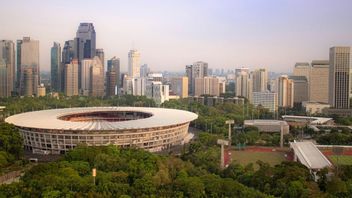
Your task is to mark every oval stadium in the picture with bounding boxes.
[5,107,198,154]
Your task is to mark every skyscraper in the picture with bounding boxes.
[185,65,192,95]
[277,75,294,108]
[187,61,208,95]
[64,59,79,96]
[107,57,120,91]
[81,56,104,96]
[51,42,61,91]
[194,77,220,96]
[252,68,268,92]
[17,37,40,96]
[329,47,352,109]
[105,70,116,97]
[0,40,15,97]
[128,49,140,78]
[293,62,310,80]
[60,40,75,92]
[74,23,96,89]
[309,60,329,103]
[96,48,104,67]
[288,76,308,105]
[235,68,250,99]
[90,56,104,97]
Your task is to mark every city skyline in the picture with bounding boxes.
[1,0,352,73]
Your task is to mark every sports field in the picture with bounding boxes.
[329,155,352,166]
[231,148,287,170]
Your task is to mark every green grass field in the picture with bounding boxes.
[329,155,352,166]
[231,150,286,170]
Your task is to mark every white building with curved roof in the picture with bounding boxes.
[5,107,198,154]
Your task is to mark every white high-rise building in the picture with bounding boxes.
[140,64,149,77]
[189,61,208,95]
[132,77,146,96]
[329,47,352,109]
[235,68,250,99]
[252,92,278,112]
[146,81,169,105]
[128,50,140,78]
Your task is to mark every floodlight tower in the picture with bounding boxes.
[217,139,229,169]
[225,120,235,145]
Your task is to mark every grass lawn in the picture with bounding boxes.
[231,150,286,170]
[329,155,352,166]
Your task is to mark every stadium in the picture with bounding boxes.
[5,107,198,154]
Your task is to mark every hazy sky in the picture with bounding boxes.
[1,0,352,73]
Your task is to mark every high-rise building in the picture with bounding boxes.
[185,65,192,95]
[60,40,75,92]
[235,68,250,99]
[17,37,40,96]
[309,60,329,103]
[128,49,140,78]
[107,56,122,90]
[106,71,116,97]
[194,77,219,96]
[95,48,104,67]
[74,23,96,89]
[146,81,169,105]
[140,64,149,77]
[81,56,104,96]
[252,92,278,112]
[289,76,308,105]
[170,77,188,98]
[293,62,310,79]
[187,61,208,95]
[329,47,352,109]
[0,40,15,97]
[252,68,268,92]
[277,75,294,108]
[51,42,61,91]
[90,57,104,97]
[64,59,79,96]
[132,77,146,96]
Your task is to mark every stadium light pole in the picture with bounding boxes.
[217,139,229,169]
[225,120,235,144]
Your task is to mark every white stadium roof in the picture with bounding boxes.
[5,107,198,131]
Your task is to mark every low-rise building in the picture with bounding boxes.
[302,102,330,114]
[244,119,289,134]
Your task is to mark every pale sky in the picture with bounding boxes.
[1,0,352,73]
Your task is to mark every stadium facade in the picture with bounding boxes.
[5,107,198,154]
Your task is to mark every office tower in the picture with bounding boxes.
[309,60,329,103]
[64,59,79,96]
[252,92,278,112]
[95,48,104,67]
[106,70,116,97]
[170,77,188,98]
[74,23,96,89]
[60,40,75,92]
[140,64,149,77]
[235,68,250,98]
[107,57,120,94]
[329,47,352,109]
[51,42,61,91]
[277,75,294,108]
[128,49,140,78]
[289,76,308,105]
[81,56,104,96]
[146,81,169,105]
[17,37,40,96]
[252,68,268,92]
[90,56,104,97]
[185,65,192,94]
[194,77,220,96]
[123,76,133,95]
[293,62,310,79]
[0,40,15,97]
